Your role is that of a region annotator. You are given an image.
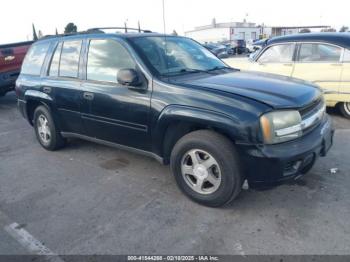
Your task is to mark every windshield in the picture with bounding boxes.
[128,36,227,76]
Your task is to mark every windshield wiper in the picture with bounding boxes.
[161,68,212,76]
[206,66,232,71]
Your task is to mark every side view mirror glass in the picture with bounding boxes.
[117,68,143,87]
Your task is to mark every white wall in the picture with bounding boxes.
[185,28,230,43]
[185,27,261,43]
[230,27,260,42]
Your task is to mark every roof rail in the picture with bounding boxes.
[87,27,152,33]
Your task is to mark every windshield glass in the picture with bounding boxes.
[128,36,227,76]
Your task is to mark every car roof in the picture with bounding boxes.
[35,32,179,44]
[267,33,350,49]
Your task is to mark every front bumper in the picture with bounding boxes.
[240,114,334,185]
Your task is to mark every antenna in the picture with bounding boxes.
[162,0,169,79]
[162,0,166,33]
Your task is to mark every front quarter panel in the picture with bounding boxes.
[150,79,270,157]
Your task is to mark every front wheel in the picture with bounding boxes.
[338,102,350,119]
[170,130,243,207]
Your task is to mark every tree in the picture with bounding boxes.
[32,23,38,40]
[321,28,336,32]
[38,30,43,39]
[299,28,311,33]
[172,30,178,36]
[340,26,349,32]
[64,23,78,34]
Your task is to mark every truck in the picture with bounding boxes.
[0,41,33,96]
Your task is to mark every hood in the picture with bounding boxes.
[173,71,321,109]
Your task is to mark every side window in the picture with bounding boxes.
[258,44,294,63]
[87,39,136,82]
[343,49,350,62]
[59,40,82,78]
[49,42,62,76]
[21,42,50,75]
[298,43,342,62]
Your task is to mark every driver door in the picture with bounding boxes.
[249,43,296,77]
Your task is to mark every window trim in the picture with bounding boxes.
[255,42,297,64]
[58,40,84,79]
[46,41,63,77]
[294,42,344,64]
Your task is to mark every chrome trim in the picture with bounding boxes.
[301,103,326,129]
[60,132,164,164]
[275,103,326,137]
[275,124,301,137]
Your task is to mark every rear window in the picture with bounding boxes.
[59,40,82,78]
[21,42,50,75]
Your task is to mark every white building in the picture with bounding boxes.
[185,19,331,44]
[185,20,260,44]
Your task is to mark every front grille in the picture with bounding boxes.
[299,98,322,118]
[298,97,325,135]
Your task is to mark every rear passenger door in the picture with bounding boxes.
[80,38,152,151]
[250,43,296,77]
[44,40,85,134]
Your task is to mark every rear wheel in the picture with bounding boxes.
[33,106,66,150]
[338,102,350,119]
[170,130,243,207]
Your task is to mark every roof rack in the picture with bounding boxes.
[87,27,152,33]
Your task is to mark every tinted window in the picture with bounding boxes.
[87,39,136,82]
[258,44,294,63]
[129,36,226,76]
[49,42,62,76]
[59,41,82,78]
[344,49,350,62]
[21,42,50,75]
[298,43,341,62]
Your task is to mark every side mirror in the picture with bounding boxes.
[117,68,142,87]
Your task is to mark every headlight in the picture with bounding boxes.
[260,110,302,144]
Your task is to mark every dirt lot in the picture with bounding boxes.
[1,92,350,255]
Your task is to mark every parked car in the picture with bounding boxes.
[16,30,333,207]
[232,39,247,54]
[224,33,350,118]
[203,43,229,58]
[0,41,33,96]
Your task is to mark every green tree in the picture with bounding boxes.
[64,23,78,34]
[321,28,336,32]
[32,23,38,40]
[340,26,349,32]
[299,28,311,33]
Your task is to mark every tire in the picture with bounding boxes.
[170,130,243,207]
[33,105,66,151]
[0,92,5,97]
[338,102,350,119]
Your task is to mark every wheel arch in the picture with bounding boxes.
[24,90,55,126]
[152,105,244,164]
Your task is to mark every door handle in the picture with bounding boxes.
[83,92,94,100]
[330,63,342,67]
[283,63,293,67]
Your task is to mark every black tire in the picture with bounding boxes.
[338,102,350,119]
[33,105,65,151]
[170,130,243,207]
